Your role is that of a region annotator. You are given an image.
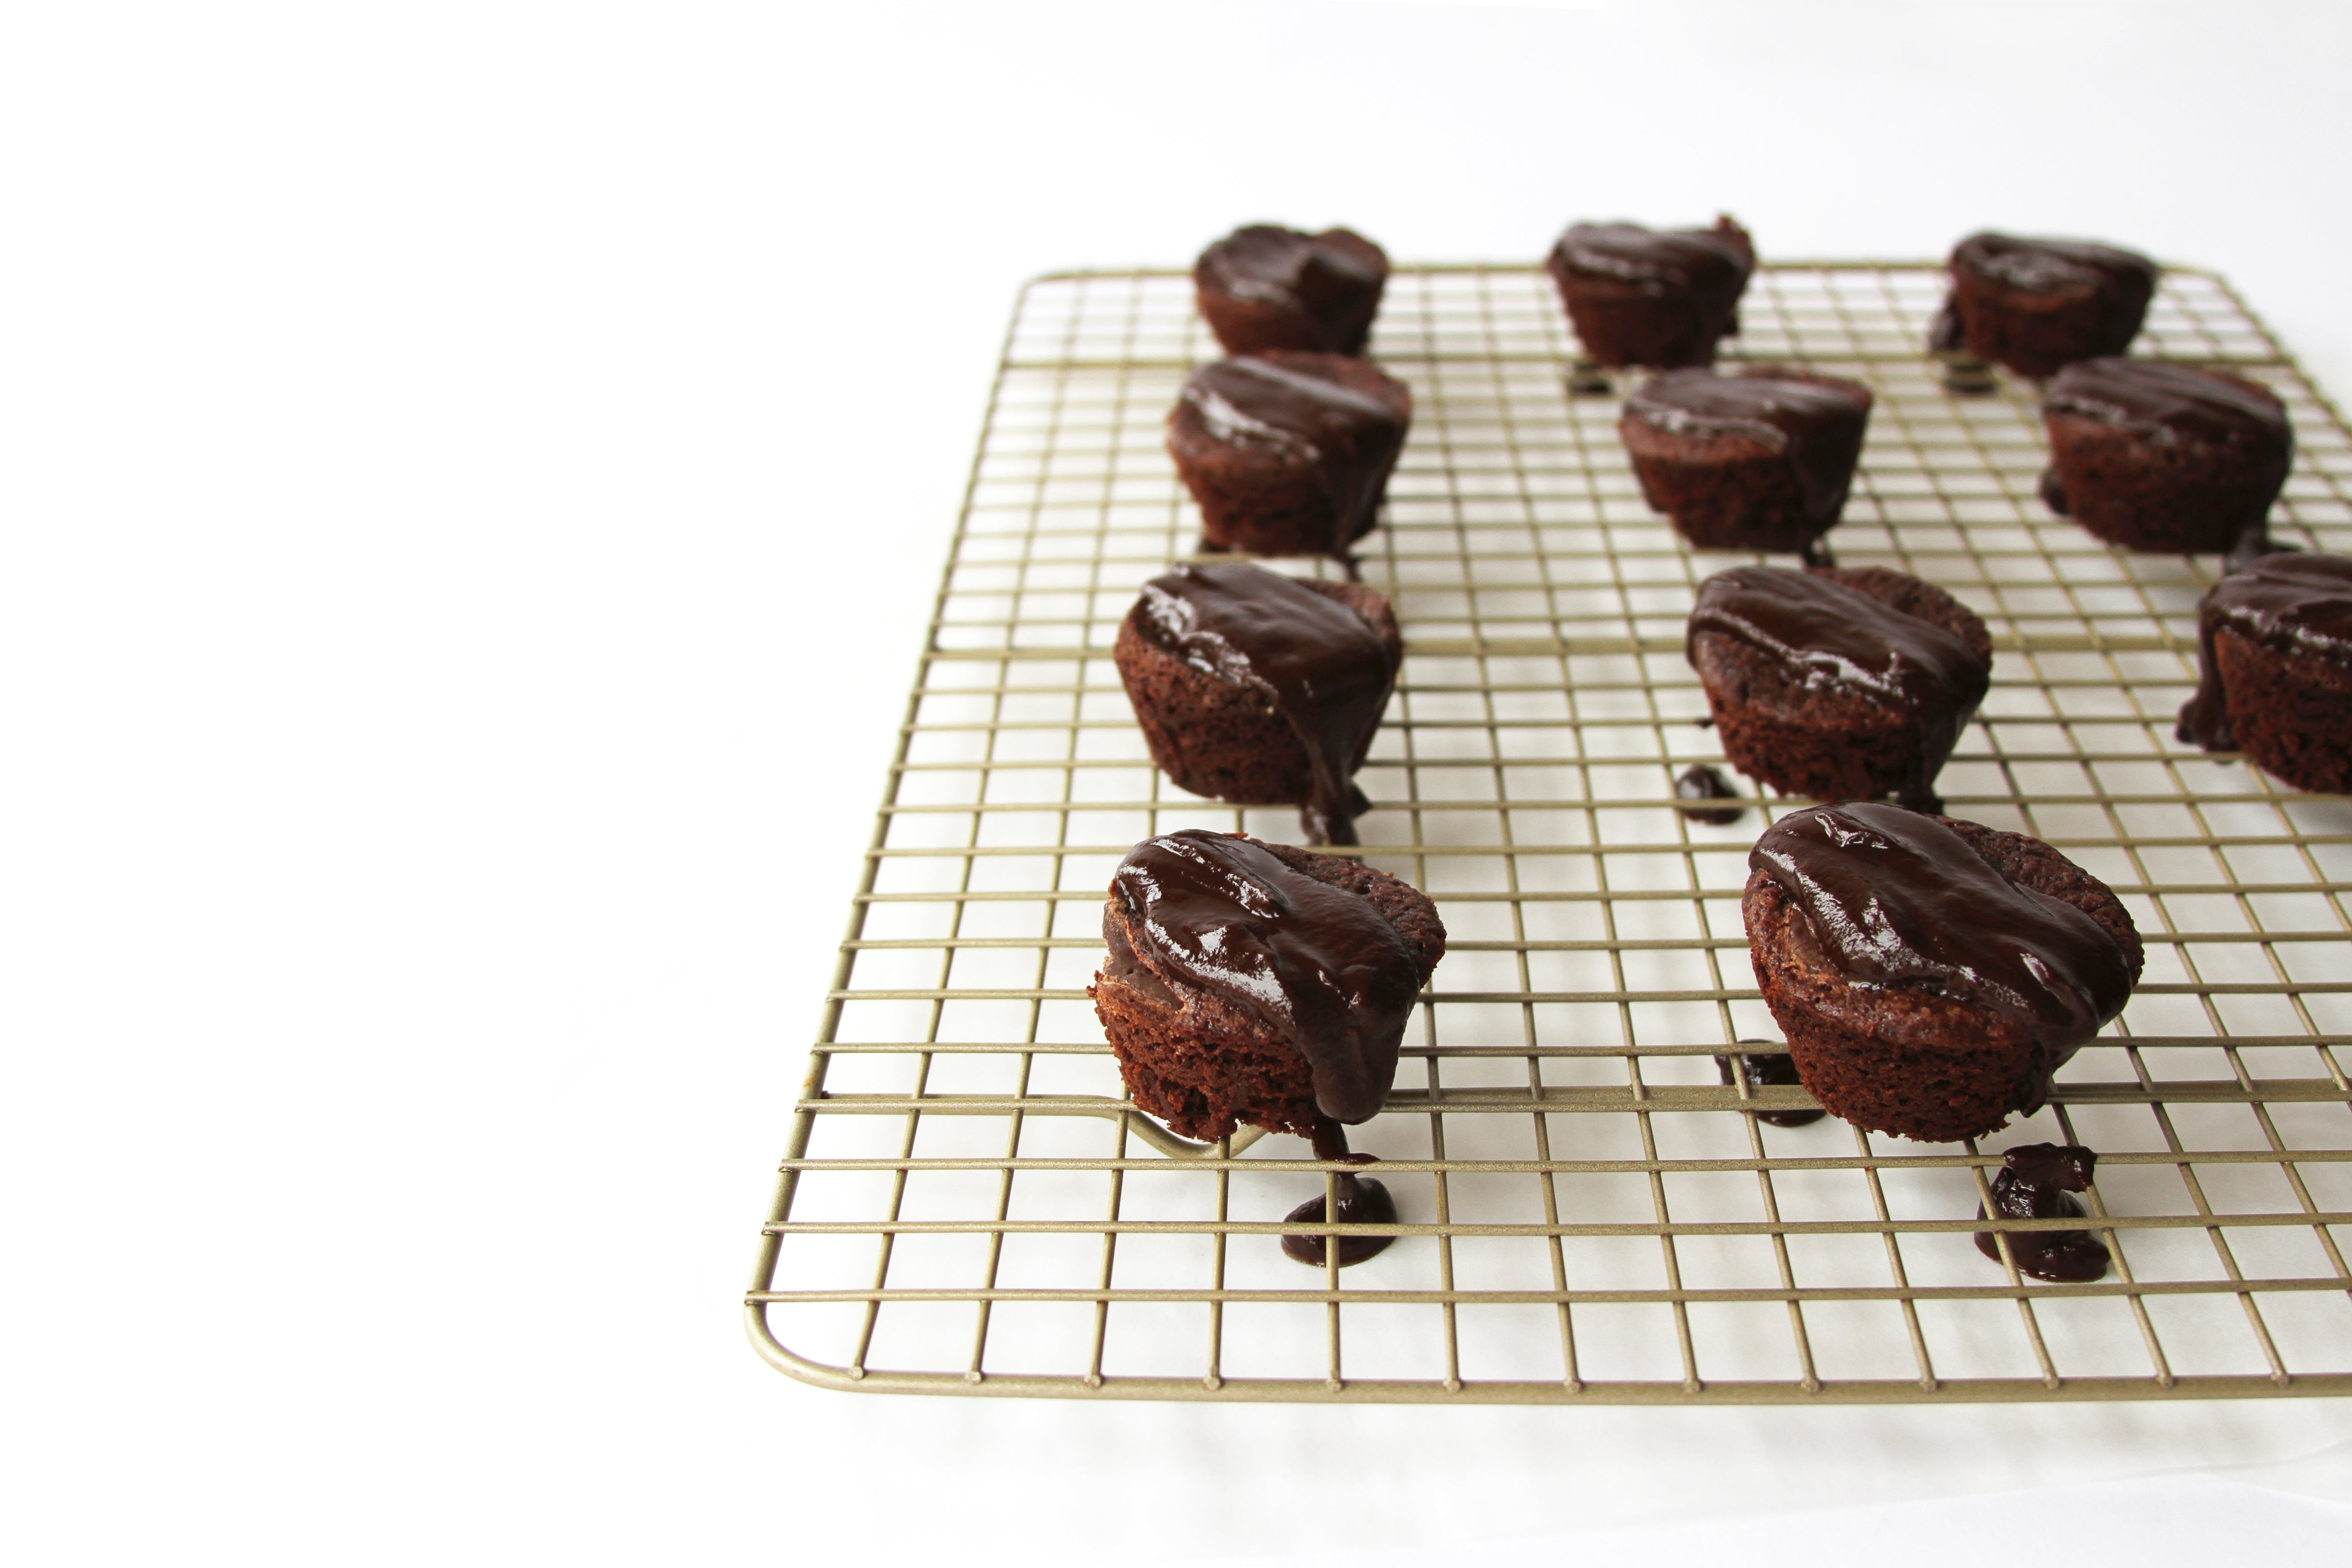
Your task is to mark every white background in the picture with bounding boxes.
[7,2,2351,1563]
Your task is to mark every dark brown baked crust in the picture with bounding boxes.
[1113,578,1401,808]
[1195,227,1389,357]
[1091,838,1446,1141]
[1690,567,1993,805]
[1744,815,2143,1142]
[1620,369,1873,553]
[2211,626,2352,793]
[1168,352,1412,559]
[2044,369,2288,554]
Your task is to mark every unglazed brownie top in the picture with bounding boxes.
[1750,803,2136,1053]
[1624,368,1872,517]
[1950,232,2156,298]
[2043,358,2290,448]
[1109,830,1427,1123]
[1196,225,1386,313]
[1548,218,1752,290]
[1132,563,1399,845]
[2179,551,2352,747]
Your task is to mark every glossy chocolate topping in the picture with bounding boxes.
[1625,369,1873,522]
[1136,562,1396,845]
[1551,220,1753,294]
[2177,552,2352,750]
[1952,233,2156,299]
[1749,804,2134,1063]
[1973,1142,2110,1283]
[1686,567,1989,809]
[1175,357,1407,559]
[1675,763,1745,826]
[1715,1044,1823,1127]
[1111,830,1421,1124]
[1281,1118,1396,1266]
[2043,358,2291,449]
[1199,227,1384,330]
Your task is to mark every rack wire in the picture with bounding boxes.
[747,261,2352,1403]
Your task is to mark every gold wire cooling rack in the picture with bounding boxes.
[747,261,2352,1404]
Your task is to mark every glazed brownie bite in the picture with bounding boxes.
[1546,217,1753,370]
[2178,551,2352,793]
[1195,225,1389,357]
[1090,829,1446,1143]
[1115,562,1401,845]
[1686,565,1993,812]
[1744,804,2142,1143]
[1930,233,2157,379]
[1168,352,1411,564]
[1621,367,1874,558]
[2040,358,2292,556]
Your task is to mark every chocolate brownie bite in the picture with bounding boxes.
[1545,217,1753,369]
[1744,804,2142,1143]
[1167,352,1411,564]
[2177,551,2352,793]
[2040,358,2293,556]
[1932,233,2157,379]
[1115,562,1401,845]
[1621,367,1874,558]
[1686,565,1993,813]
[1195,224,1389,357]
[1090,829,1446,1143]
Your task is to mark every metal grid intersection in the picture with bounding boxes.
[748,262,2352,1403]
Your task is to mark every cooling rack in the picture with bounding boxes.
[747,260,2352,1403]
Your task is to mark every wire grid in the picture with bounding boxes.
[747,261,2352,1403]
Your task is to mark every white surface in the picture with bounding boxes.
[6,2,2350,1563]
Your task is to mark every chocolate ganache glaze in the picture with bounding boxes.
[1176,358,1406,562]
[1973,1143,2110,1284]
[1111,830,1422,1125]
[1954,233,2156,299]
[1552,221,1752,299]
[1136,562,1398,845]
[1625,369,1872,525]
[1674,763,1745,825]
[2177,552,2352,750]
[1750,804,2134,1071]
[1686,567,1989,811]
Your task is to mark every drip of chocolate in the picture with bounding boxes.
[1135,562,1396,845]
[1799,539,1838,568]
[1281,1117,1397,1266]
[1176,358,1406,561]
[1624,370,1872,525]
[1198,227,1384,332]
[1714,1041,1823,1127]
[1111,830,1420,1123]
[1551,219,1752,305]
[2038,468,2070,516]
[2177,551,2352,751]
[1973,1143,2111,1283]
[1686,567,1989,812]
[1952,233,2157,309]
[1674,763,1745,825]
[1749,804,2135,1073]
[1926,297,1965,354]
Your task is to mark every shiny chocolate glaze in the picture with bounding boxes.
[1749,804,2135,1068]
[2177,551,2352,750]
[1550,220,1753,298]
[1686,567,1989,812]
[1135,562,1396,845]
[1175,357,1407,561]
[1282,1117,1397,1266]
[1953,233,2156,300]
[1715,1042,1823,1127]
[1197,225,1387,351]
[1675,763,1745,825]
[1624,368,1873,524]
[1973,1142,2111,1283]
[1111,830,1421,1125]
